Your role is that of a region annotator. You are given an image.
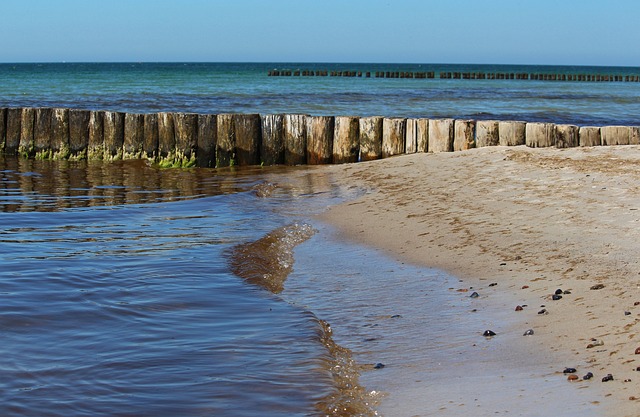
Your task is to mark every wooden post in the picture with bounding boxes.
[601,126,632,145]
[476,120,499,147]
[416,119,429,153]
[174,112,199,160]
[34,107,52,154]
[69,109,90,158]
[124,113,145,159]
[0,108,5,153]
[158,112,175,159]
[453,119,476,151]
[143,113,159,158]
[51,108,70,157]
[359,116,383,161]
[216,114,235,167]
[405,118,418,154]
[103,111,124,159]
[261,114,284,165]
[197,113,216,168]
[554,124,579,148]
[233,113,261,166]
[428,119,454,152]
[333,116,359,163]
[525,122,555,148]
[382,117,406,157]
[305,115,334,164]
[498,121,526,146]
[88,111,104,159]
[19,108,35,156]
[283,114,307,165]
[632,127,640,145]
[5,108,22,154]
[579,126,601,147]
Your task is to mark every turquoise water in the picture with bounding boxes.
[1,62,639,125]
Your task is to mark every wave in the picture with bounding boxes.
[227,223,379,416]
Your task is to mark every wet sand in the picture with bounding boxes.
[319,145,640,416]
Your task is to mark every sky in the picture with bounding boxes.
[2,0,639,66]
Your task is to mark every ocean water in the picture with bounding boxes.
[0,62,639,126]
[0,63,634,416]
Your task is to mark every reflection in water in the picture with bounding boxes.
[0,155,341,213]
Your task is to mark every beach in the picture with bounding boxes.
[320,145,640,416]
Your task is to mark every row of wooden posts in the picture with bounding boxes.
[0,107,638,168]
[268,69,640,82]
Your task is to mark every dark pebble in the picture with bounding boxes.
[374,363,385,369]
[555,289,563,295]
[590,284,605,290]
[635,347,640,355]
[583,372,594,380]
[563,290,571,294]
[470,292,479,298]
[390,314,402,319]
[515,305,524,311]
[500,263,507,266]
[538,309,548,315]
[563,367,577,374]
[625,311,632,316]
[636,366,640,372]
[552,294,563,301]
[489,283,498,287]
[483,330,496,337]
[523,329,534,336]
[602,374,614,382]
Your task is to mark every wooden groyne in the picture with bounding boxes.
[1,107,639,168]
[268,69,640,83]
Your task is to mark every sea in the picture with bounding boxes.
[1,63,638,417]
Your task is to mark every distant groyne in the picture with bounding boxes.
[268,69,640,82]
[0,107,638,168]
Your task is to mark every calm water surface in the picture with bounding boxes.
[1,62,639,125]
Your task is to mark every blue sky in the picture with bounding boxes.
[2,0,639,66]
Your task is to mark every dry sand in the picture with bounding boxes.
[319,145,640,417]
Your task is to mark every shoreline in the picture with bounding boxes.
[318,145,640,416]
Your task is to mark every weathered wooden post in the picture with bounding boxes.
[34,107,52,156]
[19,108,35,156]
[305,115,334,164]
[124,113,145,159]
[405,118,418,154]
[197,113,216,167]
[428,118,454,152]
[601,126,632,145]
[233,113,261,166]
[578,126,601,147]
[498,121,526,146]
[453,119,476,151]
[261,114,284,165]
[525,122,555,148]
[5,108,22,154]
[382,117,406,157]
[283,114,307,165]
[216,114,235,167]
[174,112,199,164]
[416,119,429,153]
[333,116,359,163]
[103,111,124,160]
[476,120,499,147]
[69,109,90,158]
[158,112,175,160]
[143,113,159,158]
[88,111,104,159]
[632,127,640,145]
[359,116,382,161]
[51,108,70,158]
[554,124,579,148]
[0,108,6,153]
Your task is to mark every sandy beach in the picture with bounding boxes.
[319,145,640,416]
